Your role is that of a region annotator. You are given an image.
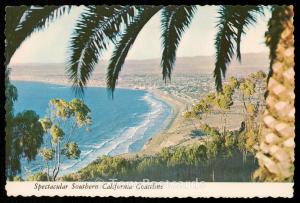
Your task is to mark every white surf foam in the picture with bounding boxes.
[58,92,170,176]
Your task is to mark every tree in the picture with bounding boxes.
[238,78,256,132]
[254,6,294,181]
[213,5,294,181]
[5,68,18,178]
[6,5,294,181]
[13,111,44,160]
[248,71,267,135]
[5,68,45,179]
[4,6,72,179]
[224,131,237,157]
[213,84,235,135]
[5,5,262,94]
[7,110,44,178]
[40,98,92,181]
[182,97,211,130]
[5,6,72,67]
[239,73,267,157]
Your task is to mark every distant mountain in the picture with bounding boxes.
[118,52,269,75]
[10,52,269,80]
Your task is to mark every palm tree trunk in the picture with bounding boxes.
[255,5,294,181]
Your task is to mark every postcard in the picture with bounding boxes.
[4,5,294,198]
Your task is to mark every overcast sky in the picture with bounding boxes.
[10,5,271,64]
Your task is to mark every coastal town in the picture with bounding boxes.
[5,5,294,199]
[10,64,265,157]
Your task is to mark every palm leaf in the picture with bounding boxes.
[5,6,28,66]
[66,5,138,95]
[106,6,162,96]
[214,5,263,92]
[5,6,72,66]
[5,6,28,36]
[160,5,197,82]
[214,6,236,92]
[235,6,264,61]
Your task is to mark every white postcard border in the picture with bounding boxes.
[5,182,293,198]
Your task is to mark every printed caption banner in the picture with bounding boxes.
[6,182,293,197]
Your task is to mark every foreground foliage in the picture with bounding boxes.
[39,98,92,181]
[184,71,267,157]
[5,69,44,179]
[5,5,264,94]
[59,126,257,182]
[6,5,294,182]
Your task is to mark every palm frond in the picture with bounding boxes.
[66,6,138,96]
[106,6,162,96]
[160,5,197,82]
[5,6,72,66]
[214,5,263,92]
[5,6,28,35]
[5,6,28,66]
[235,6,264,61]
[16,6,72,32]
[214,6,236,92]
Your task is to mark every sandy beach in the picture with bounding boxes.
[134,88,202,155]
[11,76,201,155]
[10,76,244,160]
[120,87,244,158]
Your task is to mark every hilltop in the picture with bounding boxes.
[10,52,269,81]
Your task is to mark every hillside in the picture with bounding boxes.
[10,52,269,81]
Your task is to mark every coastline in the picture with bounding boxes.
[136,88,188,155]
[11,77,242,160]
[11,78,192,158]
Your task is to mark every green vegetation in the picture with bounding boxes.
[5,69,44,179]
[44,71,266,182]
[5,5,293,182]
[62,125,256,182]
[9,71,267,182]
[238,71,267,155]
[49,71,266,182]
[39,98,92,181]
[185,71,266,157]
[27,172,48,181]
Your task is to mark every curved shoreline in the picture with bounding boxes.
[11,78,188,158]
[138,88,187,155]
[119,87,197,160]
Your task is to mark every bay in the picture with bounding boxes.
[12,81,171,177]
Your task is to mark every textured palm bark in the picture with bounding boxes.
[255,5,294,181]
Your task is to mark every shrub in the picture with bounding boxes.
[27,172,48,181]
[12,176,23,181]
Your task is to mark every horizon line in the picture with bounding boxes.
[9,51,269,66]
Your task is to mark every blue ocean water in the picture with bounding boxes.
[12,81,171,177]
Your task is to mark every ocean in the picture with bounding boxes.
[12,81,171,177]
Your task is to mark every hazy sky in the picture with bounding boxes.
[10,6,271,64]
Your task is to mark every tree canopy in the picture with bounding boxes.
[39,98,92,181]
